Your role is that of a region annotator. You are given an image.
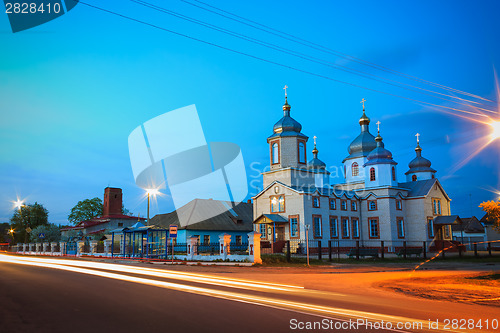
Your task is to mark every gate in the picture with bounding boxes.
[66,241,77,255]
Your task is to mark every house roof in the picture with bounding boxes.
[150,199,253,231]
[434,215,461,225]
[451,216,485,233]
[60,214,146,231]
[253,214,288,224]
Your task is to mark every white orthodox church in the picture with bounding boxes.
[253,94,458,250]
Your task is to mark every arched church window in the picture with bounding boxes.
[370,168,376,181]
[352,163,359,177]
[412,175,417,182]
[392,167,396,181]
[272,142,279,164]
[298,142,305,163]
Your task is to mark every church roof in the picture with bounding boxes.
[405,142,436,175]
[268,98,308,141]
[307,139,328,171]
[343,109,377,162]
[398,178,449,200]
[364,132,397,166]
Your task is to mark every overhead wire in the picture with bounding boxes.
[132,0,496,114]
[74,0,490,119]
[182,0,494,104]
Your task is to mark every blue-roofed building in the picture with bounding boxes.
[253,95,457,252]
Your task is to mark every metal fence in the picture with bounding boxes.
[262,239,500,261]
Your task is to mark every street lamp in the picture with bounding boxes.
[13,199,30,244]
[145,189,160,226]
[305,224,310,267]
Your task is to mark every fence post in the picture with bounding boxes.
[286,240,291,262]
[43,242,50,254]
[90,241,98,256]
[441,241,446,259]
[403,241,407,259]
[488,242,492,257]
[328,240,332,262]
[423,241,427,259]
[51,242,58,254]
[474,243,478,258]
[36,242,42,253]
[356,240,360,260]
[59,241,66,256]
[337,240,340,260]
[104,239,112,257]
[77,241,85,256]
[22,243,27,253]
[318,240,322,261]
[219,233,231,260]
[247,232,262,264]
[458,243,462,258]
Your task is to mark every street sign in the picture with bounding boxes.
[169,225,177,238]
[39,233,45,239]
[26,227,32,233]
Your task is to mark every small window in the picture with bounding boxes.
[329,217,338,238]
[118,223,123,227]
[427,218,434,238]
[341,200,347,211]
[341,218,350,238]
[313,216,322,238]
[368,200,377,211]
[271,195,285,213]
[203,235,210,245]
[370,167,376,181]
[312,196,320,208]
[392,167,396,181]
[396,200,402,210]
[351,200,357,211]
[412,174,417,181]
[235,235,242,245]
[272,142,279,164]
[259,224,266,238]
[329,198,336,210]
[432,199,442,215]
[298,141,306,164]
[397,219,405,238]
[290,217,299,238]
[369,219,379,238]
[352,162,359,177]
[351,219,359,238]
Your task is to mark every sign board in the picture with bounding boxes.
[169,225,178,238]
[26,227,32,233]
[39,233,45,239]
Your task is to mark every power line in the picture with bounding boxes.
[183,0,495,104]
[75,0,489,118]
[133,0,496,114]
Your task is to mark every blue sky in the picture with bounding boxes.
[0,0,499,225]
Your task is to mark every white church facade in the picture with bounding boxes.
[252,95,457,250]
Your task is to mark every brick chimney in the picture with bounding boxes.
[103,187,122,217]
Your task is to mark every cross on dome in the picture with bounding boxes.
[376,121,381,133]
[283,85,288,97]
[416,133,420,144]
[360,98,366,110]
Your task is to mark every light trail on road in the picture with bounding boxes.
[0,254,479,333]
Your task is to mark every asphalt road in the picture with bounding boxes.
[0,255,498,333]
[0,260,365,333]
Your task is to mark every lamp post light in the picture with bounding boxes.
[13,199,29,244]
[305,224,310,267]
[145,189,160,226]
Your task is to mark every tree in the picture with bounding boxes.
[10,202,49,243]
[68,197,132,225]
[479,200,500,232]
[68,197,103,225]
[29,224,61,243]
[0,223,12,243]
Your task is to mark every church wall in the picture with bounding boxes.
[344,157,367,183]
[404,198,427,242]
